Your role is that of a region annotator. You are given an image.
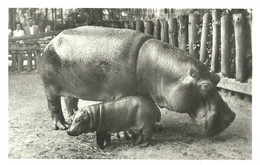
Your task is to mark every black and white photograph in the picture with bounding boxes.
[3,0,259,162]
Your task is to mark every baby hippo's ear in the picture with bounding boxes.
[189,68,200,81]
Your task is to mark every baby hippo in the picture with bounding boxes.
[67,96,161,149]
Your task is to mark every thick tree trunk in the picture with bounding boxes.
[233,13,247,82]
[168,17,178,47]
[200,12,210,62]
[211,10,220,73]
[153,19,161,40]
[160,19,169,43]
[188,13,199,59]
[144,20,153,35]
[177,15,188,51]
[221,13,230,77]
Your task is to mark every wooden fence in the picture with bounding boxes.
[8,10,252,96]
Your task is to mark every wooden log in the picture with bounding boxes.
[168,17,178,47]
[27,53,32,72]
[144,20,154,35]
[211,10,220,73]
[233,13,247,83]
[188,13,199,59]
[153,19,161,40]
[17,54,23,72]
[177,15,188,51]
[221,13,230,77]
[136,20,144,32]
[200,12,210,63]
[160,19,169,43]
[129,20,136,30]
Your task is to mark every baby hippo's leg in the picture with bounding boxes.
[133,130,143,145]
[140,126,153,147]
[104,133,111,146]
[115,132,120,139]
[96,132,106,149]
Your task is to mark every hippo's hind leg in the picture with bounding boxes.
[64,97,79,122]
[140,126,153,147]
[45,92,69,130]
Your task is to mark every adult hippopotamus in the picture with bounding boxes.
[38,26,235,136]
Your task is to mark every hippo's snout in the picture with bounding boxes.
[206,108,236,137]
[67,130,79,136]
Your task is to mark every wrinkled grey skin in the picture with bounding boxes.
[38,26,235,136]
[67,96,161,148]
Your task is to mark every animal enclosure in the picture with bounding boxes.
[8,9,252,97]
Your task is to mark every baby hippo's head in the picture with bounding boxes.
[67,109,92,136]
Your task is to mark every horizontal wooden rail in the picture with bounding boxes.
[8,30,63,42]
[217,74,252,95]
[9,46,44,51]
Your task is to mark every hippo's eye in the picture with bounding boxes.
[76,118,80,122]
[201,83,212,91]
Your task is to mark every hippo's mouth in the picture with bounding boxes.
[204,110,236,136]
[67,130,80,136]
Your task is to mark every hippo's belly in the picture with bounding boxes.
[39,26,152,101]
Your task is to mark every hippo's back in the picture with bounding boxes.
[39,26,153,101]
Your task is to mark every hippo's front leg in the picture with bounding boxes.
[64,97,79,122]
[46,93,69,130]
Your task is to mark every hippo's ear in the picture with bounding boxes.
[210,72,220,86]
[189,68,200,80]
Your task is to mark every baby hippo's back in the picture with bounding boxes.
[99,96,161,133]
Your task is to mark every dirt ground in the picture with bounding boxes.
[8,72,252,159]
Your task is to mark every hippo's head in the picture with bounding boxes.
[163,65,235,136]
[67,109,92,136]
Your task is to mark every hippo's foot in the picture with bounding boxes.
[133,133,143,145]
[115,132,121,140]
[139,141,150,147]
[96,132,108,149]
[139,128,152,147]
[52,118,69,130]
[153,124,163,132]
[104,133,111,146]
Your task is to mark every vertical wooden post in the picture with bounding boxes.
[45,8,48,27]
[160,19,169,43]
[61,8,63,27]
[200,12,210,62]
[51,8,55,31]
[123,21,129,29]
[144,20,153,35]
[17,54,23,72]
[12,54,17,70]
[154,19,161,40]
[211,10,220,73]
[136,20,144,32]
[221,13,230,77]
[35,50,41,71]
[54,8,57,30]
[233,13,247,82]
[188,13,199,59]
[27,52,32,72]
[129,20,136,30]
[177,15,188,51]
[168,17,178,47]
